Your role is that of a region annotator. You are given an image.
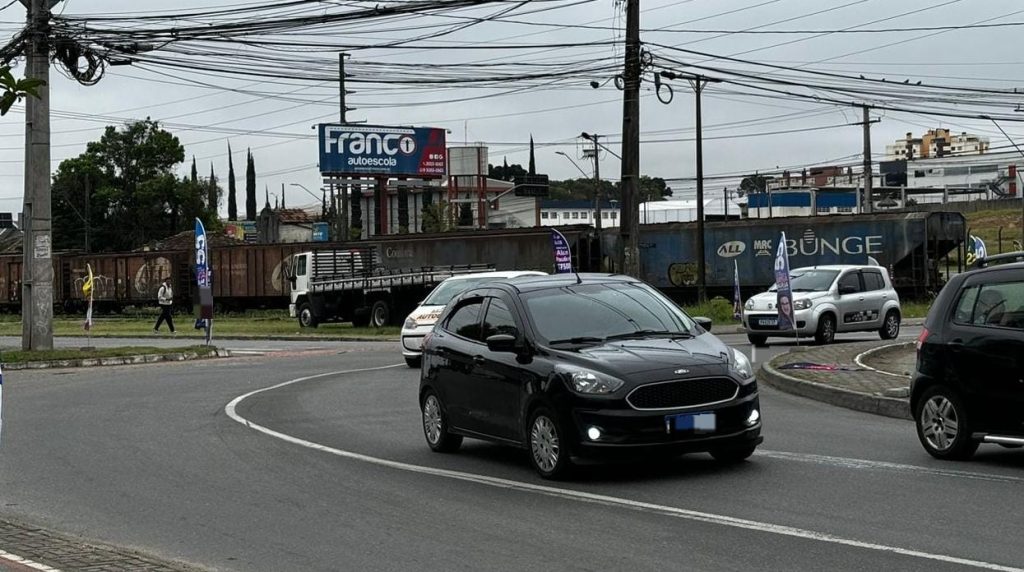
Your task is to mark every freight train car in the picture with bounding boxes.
[606,211,965,298]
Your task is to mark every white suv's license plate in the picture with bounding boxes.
[757,318,778,327]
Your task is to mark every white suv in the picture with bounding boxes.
[401,270,546,367]
[742,265,902,346]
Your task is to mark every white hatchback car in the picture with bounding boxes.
[742,264,902,346]
[401,270,546,367]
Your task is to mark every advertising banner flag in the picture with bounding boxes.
[774,232,795,331]
[968,235,988,266]
[83,263,94,331]
[733,259,742,320]
[195,218,213,345]
[551,229,573,274]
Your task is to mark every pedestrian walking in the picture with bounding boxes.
[154,277,175,334]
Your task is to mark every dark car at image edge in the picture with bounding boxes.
[911,252,1024,460]
[418,274,763,478]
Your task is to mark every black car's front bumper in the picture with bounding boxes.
[562,392,762,460]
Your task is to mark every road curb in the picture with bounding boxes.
[2,349,231,371]
[714,317,925,336]
[30,333,400,343]
[758,360,911,420]
[854,342,915,379]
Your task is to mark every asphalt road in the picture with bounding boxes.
[5,327,1024,572]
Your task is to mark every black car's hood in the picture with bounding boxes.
[550,333,733,382]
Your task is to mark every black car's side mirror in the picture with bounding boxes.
[486,334,518,353]
[693,316,713,332]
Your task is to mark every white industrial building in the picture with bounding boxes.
[638,198,742,223]
[540,199,620,227]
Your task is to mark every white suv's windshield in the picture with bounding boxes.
[523,282,696,344]
[769,269,840,293]
[423,276,497,306]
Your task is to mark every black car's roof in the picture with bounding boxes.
[482,273,638,293]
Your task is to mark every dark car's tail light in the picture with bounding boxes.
[915,327,930,353]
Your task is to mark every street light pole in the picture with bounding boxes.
[558,149,604,269]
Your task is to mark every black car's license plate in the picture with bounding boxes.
[666,412,716,434]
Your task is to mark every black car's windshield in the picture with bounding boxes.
[523,283,696,344]
[769,269,839,292]
[423,276,498,306]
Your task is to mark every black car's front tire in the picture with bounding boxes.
[914,385,978,461]
[746,334,768,347]
[527,407,573,479]
[421,391,462,453]
[710,443,758,464]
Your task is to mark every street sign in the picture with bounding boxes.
[318,124,447,178]
[312,222,329,242]
[513,174,550,197]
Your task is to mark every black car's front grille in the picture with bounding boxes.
[627,378,739,410]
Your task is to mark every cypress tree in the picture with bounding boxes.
[208,164,218,215]
[227,143,238,220]
[245,149,257,220]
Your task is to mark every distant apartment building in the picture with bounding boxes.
[886,129,989,160]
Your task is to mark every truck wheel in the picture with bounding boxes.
[369,300,390,328]
[351,309,370,328]
[298,303,318,328]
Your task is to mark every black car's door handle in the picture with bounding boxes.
[473,355,486,364]
[948,339,964,350]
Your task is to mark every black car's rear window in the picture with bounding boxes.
[522,282,695,343]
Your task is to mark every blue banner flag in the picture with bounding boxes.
[732,259,742,320]
[966,235,987,266]
[195,219,213,344]
[774,231,795,331]
[551,229,573,274]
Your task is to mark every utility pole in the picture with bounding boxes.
[84,174,90,254]
[619,0,641,277]
[690,75,718,303]
[339,52,350,241]
[583,133,603,269]
[860,105,879,214]
[22,0,55,351]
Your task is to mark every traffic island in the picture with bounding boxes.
[758,340,916,420]
[0,346,229,370]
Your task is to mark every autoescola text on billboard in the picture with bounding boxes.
[318,124,447,178]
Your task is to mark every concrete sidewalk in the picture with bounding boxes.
[758,339,917,420]
[0,518,202,571]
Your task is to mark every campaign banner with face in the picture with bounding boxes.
[774,231,795,330]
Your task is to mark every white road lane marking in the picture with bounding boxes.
[225,366,1024,572]
[0,549,61,571]
[758,450,1024,484]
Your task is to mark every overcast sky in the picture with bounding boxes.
[2,0,1024,214]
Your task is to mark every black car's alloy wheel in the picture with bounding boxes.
[879,310,900,340]
[528,407,572,479]
[814,314,836,345]
[422,391,462,453]
[915,385,978,460]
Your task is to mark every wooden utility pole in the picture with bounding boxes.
[619,0,641,277]
[690,75,717,303]
[22,0,56,351]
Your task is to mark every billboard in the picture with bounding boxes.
[318,124,447,178]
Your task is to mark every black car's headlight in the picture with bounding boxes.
[561,368,624,395]
[730,348,755,380]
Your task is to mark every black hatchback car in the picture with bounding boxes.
[418,274,763,478]
[912,253,1024,460]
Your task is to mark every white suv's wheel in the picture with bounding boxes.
[879,310,900,340]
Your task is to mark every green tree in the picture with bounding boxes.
[50,120,222,251]
[227,143,237,220]
[245,149,256,220]
[739,173,768,196]
[422,201,456,233]
[0,66,43,116]
[488,162,527,182]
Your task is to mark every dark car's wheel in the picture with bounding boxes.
[814,313,836,345]
[879,310,900,340]
[915,385,978,461]
[421,391,462,453]
[746,334,768,347]
[710,443,758,464]
[298,303,318,328]
[405,356,421,369]
[528,407,573,479]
